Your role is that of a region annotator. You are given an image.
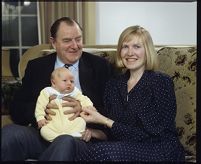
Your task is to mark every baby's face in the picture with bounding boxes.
[53,69,75,94]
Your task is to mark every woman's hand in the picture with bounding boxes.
[81,128,108,141]
[80,106,114,128]
[62,96,82,121]
[81,128,92,142]
[80,106,105,124]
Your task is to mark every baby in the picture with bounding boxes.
[35,67,93,142]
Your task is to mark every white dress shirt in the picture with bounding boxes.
[54,56,82,91]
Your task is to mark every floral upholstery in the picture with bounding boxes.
[1,45,196,162]
[157,47,196,162]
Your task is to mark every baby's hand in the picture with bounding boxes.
[82,106,97,111]
[81,106,96,116]
[37,119,48,129]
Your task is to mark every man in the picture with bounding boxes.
[1,17,116,161]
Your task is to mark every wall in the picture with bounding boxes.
[95,2,197,45]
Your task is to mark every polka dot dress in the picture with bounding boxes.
[76,70,185,162]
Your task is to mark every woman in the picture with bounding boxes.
[76,25,185,161]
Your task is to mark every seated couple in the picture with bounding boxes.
[1,17,185,161]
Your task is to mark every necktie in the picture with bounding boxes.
[64,64,72,69]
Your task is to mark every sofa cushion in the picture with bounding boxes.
[157,47,196,159]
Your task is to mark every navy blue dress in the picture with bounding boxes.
[76,70,185,161]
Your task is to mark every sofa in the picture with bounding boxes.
[1,44,196,162]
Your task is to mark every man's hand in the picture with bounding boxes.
[45,94,57,121]
[37,119,48,129]
[62,96,82,121]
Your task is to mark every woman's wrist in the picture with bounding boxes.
[104,118,110,127]
[96,113,114,128]
[103,117,114,128]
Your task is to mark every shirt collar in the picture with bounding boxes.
[55,56,79,70]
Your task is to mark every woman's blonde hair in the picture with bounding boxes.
[115,25,158,70]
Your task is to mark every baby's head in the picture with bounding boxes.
[51,67,75,94]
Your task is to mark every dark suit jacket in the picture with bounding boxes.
[10,51,116,127]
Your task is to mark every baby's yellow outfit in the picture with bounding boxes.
[35,87,93,142]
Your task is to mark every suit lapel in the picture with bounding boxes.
[79,54,94,95]
[46,54,56,76]
[42,53,56,86]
